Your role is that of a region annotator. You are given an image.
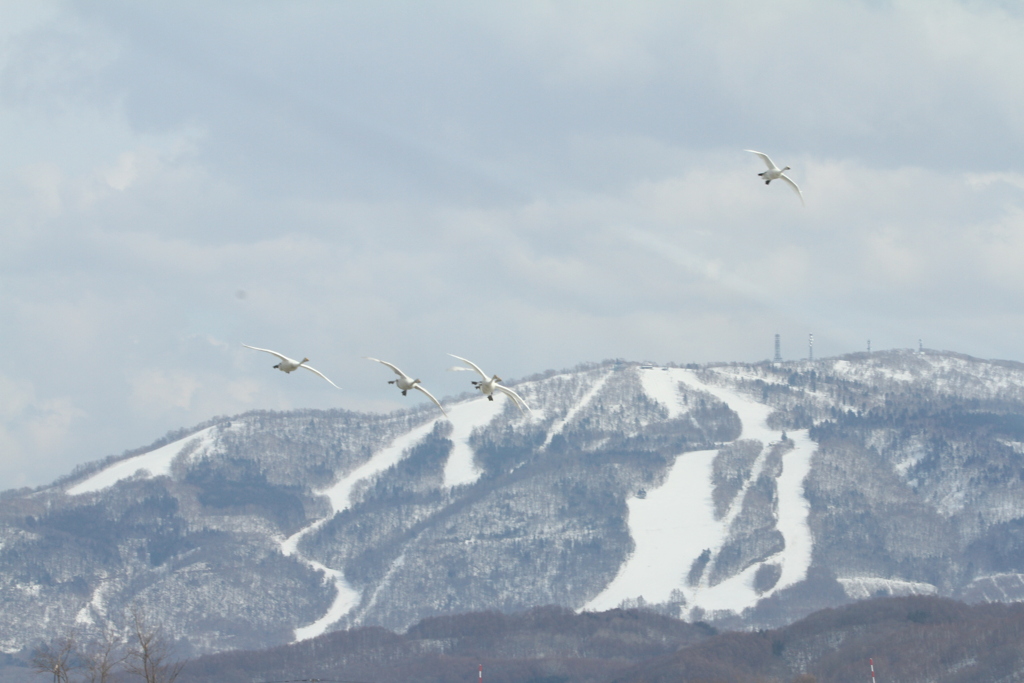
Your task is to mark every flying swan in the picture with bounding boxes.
[447,353,531,414]
[365,357,447,417]
[242,344,341,389]
[745,150,804,205]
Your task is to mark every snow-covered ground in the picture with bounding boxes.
[283,413,444,641]
[321,417,441,513]
[67,425,222,496]
[838,577,938,600]
[284,392,530,640]
[584,447,719,611]
[585,367,816,617]
[443,397,506,488]
[965,573,1024,602]
[639,367,689,419]
[290,558,360,641]
[542,370,613,449]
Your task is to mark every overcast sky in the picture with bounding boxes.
[3,0,1024,488]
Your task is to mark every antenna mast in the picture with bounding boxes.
[774,334,782,363]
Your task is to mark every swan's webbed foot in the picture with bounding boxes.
[765,180,770,185]
[401,390,407,396]
[487,395,494,401]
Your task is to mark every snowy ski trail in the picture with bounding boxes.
[67,426,221,495]
[585,367,816,616]
[287,393,507,640]
[283,415,443,641]
[542,370,614,449]
[443,397,507,488]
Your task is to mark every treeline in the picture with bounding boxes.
[177,606,716,683]
[176,597,1024,683]
[614,595,1024,683]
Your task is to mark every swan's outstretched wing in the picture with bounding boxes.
[243,343,290,363]
[299,363,341,389]
[494,384,531,414]
[413,384,448,417]
[745,149,778,171]
[780,174,805,205]
[365,357,405,378]
[447,353,488,380]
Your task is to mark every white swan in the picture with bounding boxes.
[745,150,804,205]
[365,357,447,417]
[242,344,340,389]
[447,354,531,414]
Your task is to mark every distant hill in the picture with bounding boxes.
[6,350,1024,656]
[175,596,1024,683]
[178,606,717,683]
[612,595,1024,683]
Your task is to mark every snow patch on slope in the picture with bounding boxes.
[322,418,441,512]
[443,397,504,488]
[284,415,444,642]
[639,367,688,418]
[67,425,223,495]
[542,370,613,449]
[964,573,1024,603]
[291,559,360,642]
[838,577,937,600]
[74,573,117,626]
[584,448,719,611]
[585,367,816,617]
[772,431,815,590]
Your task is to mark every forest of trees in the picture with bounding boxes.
[163,596,1024,683]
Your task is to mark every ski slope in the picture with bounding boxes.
[67,426,221,496]
[586,367,816,616]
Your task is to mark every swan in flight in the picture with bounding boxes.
[242,344,341,389]
[447,354,531,414]
[745,150,804,205]
[365,357,447,417]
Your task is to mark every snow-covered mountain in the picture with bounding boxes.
[5,350,1024,655]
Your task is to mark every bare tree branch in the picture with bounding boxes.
[79,627,125,683]
[124,605,183,683]
[31,633,77,683]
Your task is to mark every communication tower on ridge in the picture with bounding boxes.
[774,334,782,363]
[808,333,814,361]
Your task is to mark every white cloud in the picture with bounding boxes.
[129,369,200,413]
[0,375,83,488]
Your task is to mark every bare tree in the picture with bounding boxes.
[31,633,77,683]
[80,627,125,683]
[124,605,183,683]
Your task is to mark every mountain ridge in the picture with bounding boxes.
[4,350,1024,657]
